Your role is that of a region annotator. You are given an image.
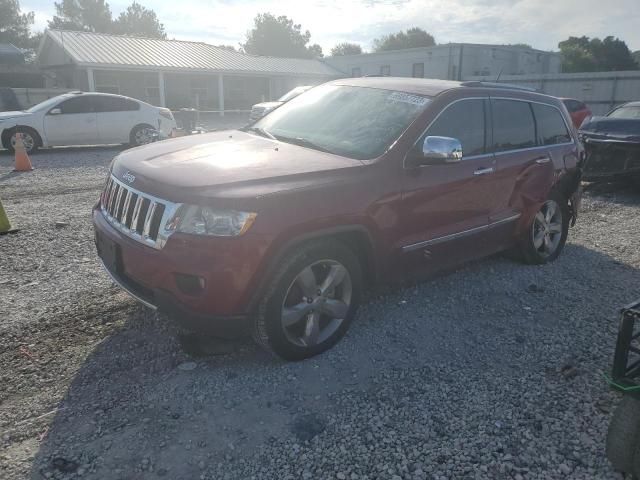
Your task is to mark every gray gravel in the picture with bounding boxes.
[1,147,639,480]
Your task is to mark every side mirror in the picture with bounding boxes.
[49,108,62,115]
[407,136,463,167]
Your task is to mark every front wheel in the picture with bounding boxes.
[252,240,362,361]
[4,128,39,154]
[518,190,569,264]
[607,395,640,474]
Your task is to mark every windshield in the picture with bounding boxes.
[255,84,430,160]
[25,95,67,113]
[278,86,311,102]
[608,106,640,119]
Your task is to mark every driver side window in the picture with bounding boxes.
[425,99,487,157]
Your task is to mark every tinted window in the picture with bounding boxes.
[491,99,536,152]
[532,103,571,145]
[426,99,486,157]
[57,96,94,114]
[94,96,140,112]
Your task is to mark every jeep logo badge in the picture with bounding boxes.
[122,171,136,184]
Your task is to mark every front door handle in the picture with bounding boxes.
[473,167,494,176]
[535,156,551,164]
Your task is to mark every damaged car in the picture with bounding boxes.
[579,101,640,184]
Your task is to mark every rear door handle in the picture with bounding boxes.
[535,156,551,164]
[473,167,494,176]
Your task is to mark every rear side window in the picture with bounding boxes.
[426,99,486,157]
[94,96,140,112]
[57,96,94,114]
[491,99,536,152]
[563,99,586,113]
[532,103,571,145]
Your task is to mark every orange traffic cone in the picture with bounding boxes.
[13,133,34,172]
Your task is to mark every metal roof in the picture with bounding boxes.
[42,30,340,77]
[0,43,24,64]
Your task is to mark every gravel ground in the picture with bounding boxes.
[1,147,639,480]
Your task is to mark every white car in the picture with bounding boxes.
[0,92,176,153]
[249,86,313,121]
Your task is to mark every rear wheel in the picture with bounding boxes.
[252,240,362,361]
[129,124,157,147]
[518,190,569,264]
[607,395,640,474]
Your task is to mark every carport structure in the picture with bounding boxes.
[37,30,340,114]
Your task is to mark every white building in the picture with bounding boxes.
[324,43,561,81]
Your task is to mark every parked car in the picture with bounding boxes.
[561,98,592,128]
[94,78,582,360]
[0,91,176,153]
[579,101,640,184]
[249,86,313,121]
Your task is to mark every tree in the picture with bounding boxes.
[49,0,113,33]
[113,1,166,39]
[217,44,237,52]
[0,0,35,48]
[330,42,362,56]
[242,13,322,59]
[559,36,638,72]
[373,27,435,52]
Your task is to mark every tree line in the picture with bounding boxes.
[1,0,638,72]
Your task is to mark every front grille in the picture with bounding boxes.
[101,175,177,249]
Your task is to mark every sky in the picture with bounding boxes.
[22,0,640,54]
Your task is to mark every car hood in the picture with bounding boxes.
[0,111,30,121]
[111,130,364,201]
[253,102,283,110]
[579,117,640,143]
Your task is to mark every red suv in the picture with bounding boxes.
[94,78,582,360]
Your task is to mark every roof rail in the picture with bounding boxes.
[460,81,540,92]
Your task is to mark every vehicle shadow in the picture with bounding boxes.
[23,243,639,479]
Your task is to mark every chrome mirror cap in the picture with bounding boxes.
[422,136,463,163]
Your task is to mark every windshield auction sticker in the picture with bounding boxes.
[388,92,429,106]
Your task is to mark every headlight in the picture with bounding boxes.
[172,205,257,237]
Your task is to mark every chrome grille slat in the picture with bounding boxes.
[121,190,133,224]
[142,202,157,238]
[100,174,179,250]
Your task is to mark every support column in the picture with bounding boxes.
[218,74,224,117]
[87,68,95,91]
[158,71,166,107]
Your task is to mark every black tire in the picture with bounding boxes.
[607,395,640,474]
[518,189,569,265]
[2,127,41,154]
[252,240,363,361]
[129,124,156,147]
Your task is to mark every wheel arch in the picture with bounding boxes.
[245,225,378,313]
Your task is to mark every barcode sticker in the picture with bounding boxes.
[388,92,429,106]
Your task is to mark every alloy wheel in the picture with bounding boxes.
[134,127,156,145]
[532,200,563,258]
[281,260,352,347]
[11,132,35,152]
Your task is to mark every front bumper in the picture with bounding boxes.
[581,138,640,181]
[93,206,269,330]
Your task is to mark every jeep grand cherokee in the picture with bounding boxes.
[93,77,582,360]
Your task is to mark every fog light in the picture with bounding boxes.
[174,273,205,295]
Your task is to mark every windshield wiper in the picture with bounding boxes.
[272,135,333,154]
[242,126,276,140]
